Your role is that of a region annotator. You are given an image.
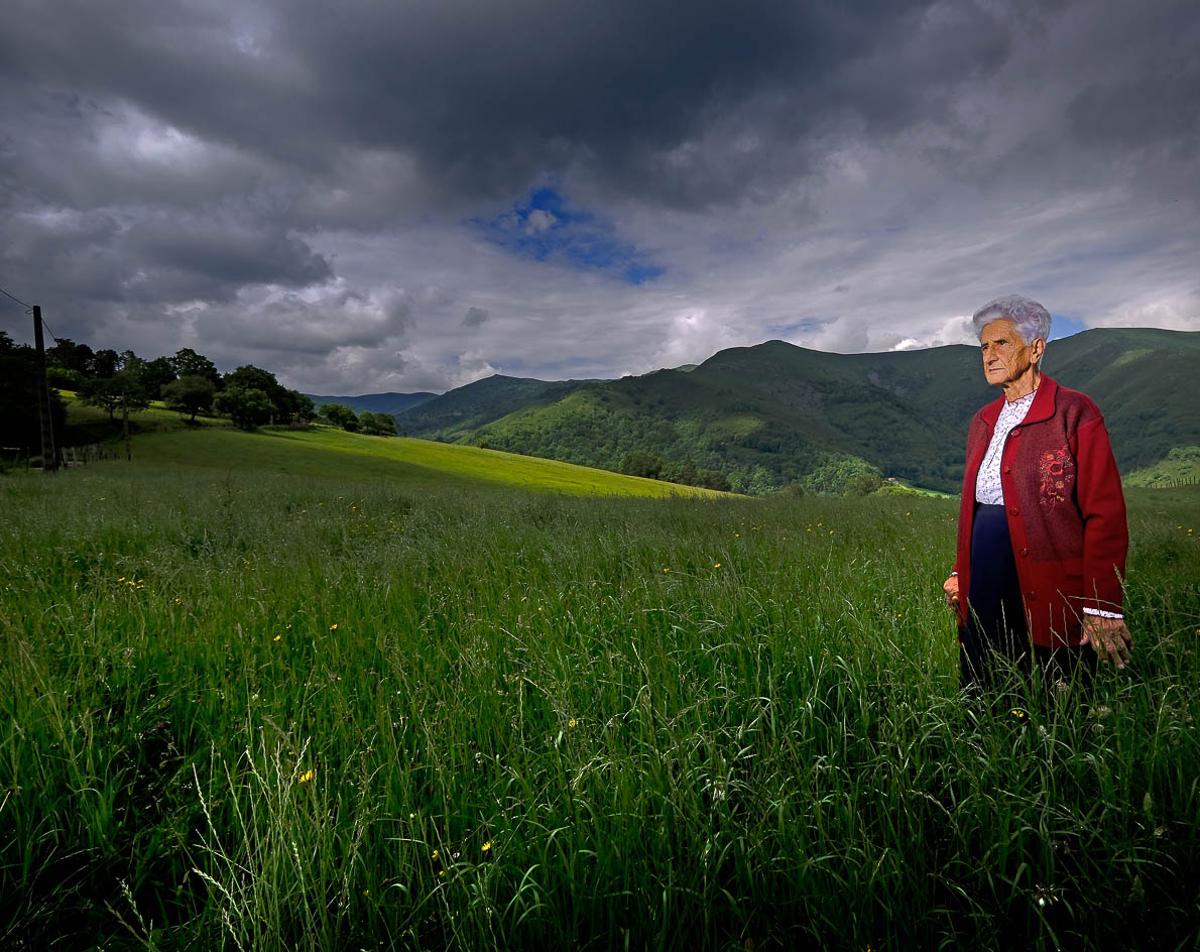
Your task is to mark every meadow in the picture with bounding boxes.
[1,426,1198,949]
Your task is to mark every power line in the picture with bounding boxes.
[38,314,63,344]
[0,285,66,345]
[0,283,33,311]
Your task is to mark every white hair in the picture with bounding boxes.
[972,294,1052,345]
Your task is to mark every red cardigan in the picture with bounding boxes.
[954,375,1128,648]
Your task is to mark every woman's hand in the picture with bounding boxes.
[1081,615,1132,669]
[942,575,960,611]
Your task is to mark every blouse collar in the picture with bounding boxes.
[981,375,1059,430]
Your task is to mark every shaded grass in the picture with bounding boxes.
[1,454,1197,949]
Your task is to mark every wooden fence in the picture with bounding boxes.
[1152,475,1198,489]
[1,443,121,471]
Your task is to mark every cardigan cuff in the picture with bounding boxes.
[1082,606,1124,620]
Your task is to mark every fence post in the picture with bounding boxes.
[32,306,58,472]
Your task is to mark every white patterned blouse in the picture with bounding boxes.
[974,389,1036,505]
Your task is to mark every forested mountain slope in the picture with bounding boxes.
[396,328,1200,493]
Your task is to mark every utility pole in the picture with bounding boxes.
[32,305,58,472]
[123,396,132,461]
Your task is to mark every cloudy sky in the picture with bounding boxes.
[1,0,1197,393]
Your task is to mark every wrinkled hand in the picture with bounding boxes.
[942,575,960,612]
[1081,615,1132,669]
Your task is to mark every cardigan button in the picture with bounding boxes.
[1009,507,1020,516]
[1003,466,1012,474]
[1026,590,1037,601]
[1020,547,1029,557]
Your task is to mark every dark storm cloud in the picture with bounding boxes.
[124,220,331,289]
[0,0,991,208]
[2,1,1192,219]
[279,0,1020,206]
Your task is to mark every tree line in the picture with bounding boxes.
[0,332,394,456]
[40,337,314,430]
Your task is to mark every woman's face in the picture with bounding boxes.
[979,318,1042,387]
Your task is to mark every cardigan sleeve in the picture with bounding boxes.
[1074,414,1129,614]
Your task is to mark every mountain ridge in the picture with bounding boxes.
[391,328,1199,493]
[304,391,438,416]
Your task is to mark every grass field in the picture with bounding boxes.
[1,429,1198,949]
[55,396,719,499]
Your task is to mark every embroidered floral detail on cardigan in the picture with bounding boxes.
[1039,445,1075,510]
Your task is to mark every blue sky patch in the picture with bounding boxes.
[471,187,664,285]
[1049,314,1087,340]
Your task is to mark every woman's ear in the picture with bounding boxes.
[1031,337,1046,365]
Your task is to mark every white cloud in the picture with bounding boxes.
[525,209,557,234]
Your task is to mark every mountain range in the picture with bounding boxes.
[348,328,1200,494]
[305,391,437,416]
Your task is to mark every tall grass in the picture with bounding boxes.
[1,460,1198,949]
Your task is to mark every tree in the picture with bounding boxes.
[845,471,884,497]
[0,332,66,454]
[695,468,732,492]
[46,338,95,375]
[214,386,273,430]
[224,364,281,396]
[320,403,359,430]
[141,356,178,396]
[620,451,664,479]
[276,389,315,425]
[801,456,884,496]
[79,370,150,421]
[169,348,222,387]
[46,366,87,391]
[359,411,396,436]
[162,375,216,423]
[224,365,311,425]
[89,348,121,378]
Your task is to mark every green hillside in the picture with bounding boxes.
[398,329,1200,493]
[106,422,720,499]
[397,374,593,438]
[1125,446,1200,488]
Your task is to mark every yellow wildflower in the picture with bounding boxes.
[273,634,282,642]
[298,768,315,784]
[329,623,339,631]
[431,849,439,861]
[713,562,721,568]
[481,840,493,853]
[568,718,577,729]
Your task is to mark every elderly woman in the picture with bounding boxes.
[942,295,1131,696]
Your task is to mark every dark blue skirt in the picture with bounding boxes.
[960,504,1030,689]
[959,504,1097,696]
